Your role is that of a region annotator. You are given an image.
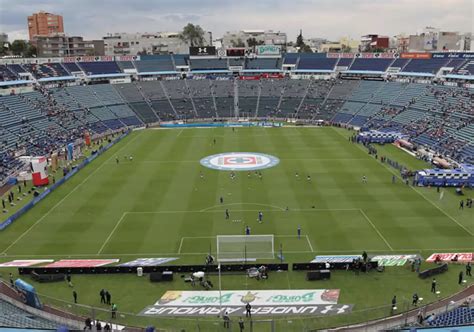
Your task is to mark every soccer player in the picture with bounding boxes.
[129,155,133,161]
[259,172,262,180]
[225,209,230,220]
[431,278,437,293]
[247,172,251,178]
[297,225,301,239]
[220,196,224,204]
[115,157,119,164]
[295,171,299,179]
[362,175,367,184]
[245,225,250,235]
[258,211,263,223]
[307,175,311,182]
[200,171,204,179]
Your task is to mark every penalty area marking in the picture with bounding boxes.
[331,127,474,237]
[359,209,393,251]
[178,235,315,254]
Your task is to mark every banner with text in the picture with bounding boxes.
[44,259,119,268]
[119,258,178,267]
[311,255,361,263]
[0,259,54,267]
[371,254,421,266]
[426,253,473,263]
[140,289,352,316]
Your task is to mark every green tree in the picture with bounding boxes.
[246,37,264,51]
[10,40,28,56]
[295,30,312,53]
[180,23,206,47]
[0,42,10,56]
[25,44,37,57]
[230,38,245,48]
[341,44,352,53]
[296,30,305,49]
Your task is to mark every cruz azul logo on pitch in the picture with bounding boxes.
[200,152,279,171]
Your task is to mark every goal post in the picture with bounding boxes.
[216,235,274,262]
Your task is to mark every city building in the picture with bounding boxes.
[221,30,287,49]
[0,33,8,45]
[394,34,410,52]
[317,37,360,53]
[359,34,390,52]
[35,35,104,57]
[27,11,64,40]
[408,27,471,52]
[103,32,211,55]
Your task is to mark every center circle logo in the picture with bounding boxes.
[200,152,280,171]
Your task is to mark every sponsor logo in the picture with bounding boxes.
[140,304,352,317]
[0,259,54,267]
[44,259,119,268]
[200,152,280,171]
[371,255,421,266]
[119,258,178,267]
[311,255,361,263]
[141,290,350,316]
[426,253,473,263]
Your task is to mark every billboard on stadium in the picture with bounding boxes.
[400,52,431,59]
[256,45,281,55]
[189,46,216,56]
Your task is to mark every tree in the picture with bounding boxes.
[230,38,245,48]
[180,23,206,47]
[10,40,28,56]
[340,44,352,53]
[25,44,37,57]
[0,42,10,56]
[295,30,312,53]
[296,30,305,49]
[246,37,264,52]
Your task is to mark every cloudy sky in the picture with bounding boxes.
[0,0,472,41]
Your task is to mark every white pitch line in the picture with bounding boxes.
[177,237,185,254]
[331,127,474,237]
[305,235,315,252]
[359,209,394,251]
[201,203,286,212]
[176,129,184,137]
[3,247,474,258]
[105,208,361,215]
[97,213,128,254]
[1,133,142,255]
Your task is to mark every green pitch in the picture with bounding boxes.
[0,127,472,331]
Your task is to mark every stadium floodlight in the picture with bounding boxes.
[216,235,274,262]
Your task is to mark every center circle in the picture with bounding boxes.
[200,152,280,171]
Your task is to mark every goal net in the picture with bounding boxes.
[216,235,274,262]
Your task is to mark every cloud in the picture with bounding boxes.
[0,0,472,42]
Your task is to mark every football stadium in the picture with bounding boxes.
[0,2,473,332]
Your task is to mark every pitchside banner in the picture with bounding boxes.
[44,259,119,268]
[119,258,178,267]
[311,255,361,263]
[371,255,421,266]
[0,259,53,267]
[426,253,473,263]
[140,289,352,317]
